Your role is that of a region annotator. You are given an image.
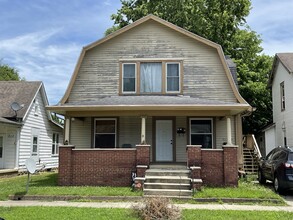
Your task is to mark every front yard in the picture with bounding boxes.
[0,171,284,204]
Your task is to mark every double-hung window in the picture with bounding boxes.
[121,61,181,94]
[190,118,213,149]
[94,118,117,148]
[52,133,59,155]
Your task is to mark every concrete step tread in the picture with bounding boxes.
[144,182,190,186]
[145,176,191,180]
[143,195,192,199]
[144,189,192,193]
[146,169,190,173]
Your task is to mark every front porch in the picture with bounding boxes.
[58,143,238,195]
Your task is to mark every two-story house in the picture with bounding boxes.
[48,15,251,193]
[268,53,293,149]
[0,81,63,173]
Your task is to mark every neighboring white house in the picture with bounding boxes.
[0,81,63,171]
[268,53,293,148]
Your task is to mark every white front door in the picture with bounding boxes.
[156,120,173,161]
[0,135,4,168]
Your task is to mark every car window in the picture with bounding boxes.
[266,149,277,160]
[288,152,293,161]
[272,151,287,161]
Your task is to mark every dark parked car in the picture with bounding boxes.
[258,146,293,194]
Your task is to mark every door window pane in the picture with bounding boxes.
[140,62,162,93]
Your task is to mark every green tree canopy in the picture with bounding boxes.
[0,62,22,81]
[108,0,273,133]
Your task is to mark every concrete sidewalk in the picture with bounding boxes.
[1,200,293,212]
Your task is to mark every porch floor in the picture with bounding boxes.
[149,163,187,170]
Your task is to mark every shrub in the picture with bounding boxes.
[133,197,181,220]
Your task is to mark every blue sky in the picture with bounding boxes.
[0,0,292,105]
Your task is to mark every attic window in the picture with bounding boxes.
[34,103,39,116]
[120,61,182,95]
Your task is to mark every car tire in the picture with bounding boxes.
[273,176,285,195]
[258,169,266,184]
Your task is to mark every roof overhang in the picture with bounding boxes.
[47,104,252,116]
[0,117,22,126]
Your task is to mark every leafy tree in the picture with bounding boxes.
[0,62,22,81]
[108,0,273,133]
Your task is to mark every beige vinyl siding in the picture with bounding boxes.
[118,116,140,148]
[70,117,92,148]
[18,91,63,170]
[176,116,187,162]
[215,116,236,149]
[67,20,236,103]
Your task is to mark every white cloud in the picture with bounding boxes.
[0,29,81,104]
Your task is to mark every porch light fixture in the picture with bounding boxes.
[177,127,186,136]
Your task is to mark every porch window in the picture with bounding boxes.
[52,133,59,155]
[190,118,213,149]
[121,60,182,94]
[94,118,117,148]
[122,63,136,93]
[280,81,285,111]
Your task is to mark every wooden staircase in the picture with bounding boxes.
[242,134,262,174]
[143,164,201,198]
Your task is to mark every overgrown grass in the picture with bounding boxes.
[1,207,293,220]
[0,172,142,200]
[182,209,293,220]
[0,207,136,220]
[194,179,282,200]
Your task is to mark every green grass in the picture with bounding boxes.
[1,207,293,220]
[194,180,282,200]
[0,172,142,200]
[182,209,293,220]
[0,207,137,220]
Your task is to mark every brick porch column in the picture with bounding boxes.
[223,145,238,186]
[58,145,75,186]
[186,145,202,167]
[135,144,150,190]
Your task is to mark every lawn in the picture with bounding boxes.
[0,172,283,204]
[0,171,142,200]
[1,207,293,220]
[194,180,282,200]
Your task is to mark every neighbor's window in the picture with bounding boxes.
[94,118,117,148]
[280,81,285,111]
[121,61,181,94]
[190,118,213,149]
[32,136,38,156]
[122,63,136,93]
[52,133,59,155]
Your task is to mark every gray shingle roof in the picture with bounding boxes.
[277,53,293,73]
[63,95,238,106]
[0,81,41,118]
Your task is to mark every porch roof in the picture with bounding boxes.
[0,117,22,126]
[47,96,251,115]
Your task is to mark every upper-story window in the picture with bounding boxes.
[121,61,182,94]
[280,81,285,111]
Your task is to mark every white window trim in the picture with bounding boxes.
[52,133,59,155]
[31,129,40,157]
[189,118,213,148]
[122,63,137,94]
[165,62,180,93]
[94,118,117,148]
